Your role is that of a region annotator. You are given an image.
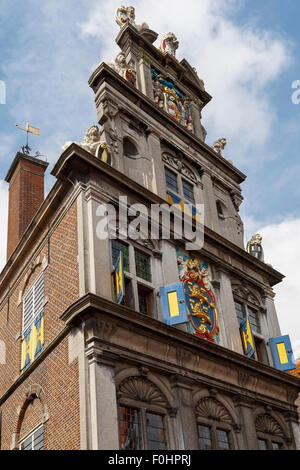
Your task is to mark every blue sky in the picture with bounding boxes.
[0,0,300,356]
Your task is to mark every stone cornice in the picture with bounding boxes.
[60,292,300,392]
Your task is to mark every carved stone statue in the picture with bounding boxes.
[212,137,227,156]
[106,52,137,87]
[160,32,179,58]
[62,125,112,163]
[115,5,149,31]
[247,234,264,262]
[182,96,193,131]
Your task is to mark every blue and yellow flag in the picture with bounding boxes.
[240,316,256,358]
[115,251,125,304]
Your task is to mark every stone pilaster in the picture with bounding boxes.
[86,344,119,450]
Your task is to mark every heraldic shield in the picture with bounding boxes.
[177,250,219,343]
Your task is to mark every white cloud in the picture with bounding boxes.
[244,217,300,360]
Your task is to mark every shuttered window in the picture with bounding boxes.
[21,274,45,371]
[23,274,44,332]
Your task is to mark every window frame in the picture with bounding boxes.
[197,418,234,450]
[164,164,197,206]
[21,273,45,371]
[118,401,169,450]
[256,432,286,450]
[19,424,44,451]
[111,240,156,318]
[234,298,269,363]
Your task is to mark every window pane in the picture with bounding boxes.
[119,407,142,450]
[258,438,268,450]
[182,179,195,204]
[247,307,261,334]
[138,292,148,315]
[135,250,152,282]
[272,441,282,450]
[165,168,178,193]
[217,428,231,450]
[112,240,129,272]
[198,425,212,450]
[21,436,33,450]
[146,412,166,450]
[234,301,245,326]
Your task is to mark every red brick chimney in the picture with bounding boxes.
[5,153,49,260]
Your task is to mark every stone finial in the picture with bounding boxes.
[115,5,149,31]
[212,137,227,156]
[160,32,179,58]
[247,234,264,262]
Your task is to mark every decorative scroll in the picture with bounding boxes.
[151,68,193,132]
[177,248,219,343]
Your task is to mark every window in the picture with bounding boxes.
[258,438,268,450]
[216,201,225,219]
[119,407,142,450]
[247,306,261,334]
[112,240,129,272]
[182,179,195,204]
[123,138,139,158]
[119,406,167,450]
[234,299,267,363]
[135,250,152,282]
[111,241,155,317]
[197,424,231,450]
[165,168,178,193]
[20,425,44,450]
[198,425,212,450]
[21,274,44,371]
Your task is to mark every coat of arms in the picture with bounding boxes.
[178,255,219,343]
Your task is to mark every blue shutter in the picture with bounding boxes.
[269,335,296,371]
[160,282,188,326]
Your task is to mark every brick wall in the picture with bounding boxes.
[6,155,47,260]
[0,200,80,449]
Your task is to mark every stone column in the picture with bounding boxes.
[216,266,244,354]
[234,395,257,450]
[171,376,199,450]
[86,344,119,450]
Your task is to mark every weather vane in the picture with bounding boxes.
[15,121,41,156]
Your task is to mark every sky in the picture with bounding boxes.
[0,0,300,357]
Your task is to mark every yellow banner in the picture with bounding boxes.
[26,124,40,135]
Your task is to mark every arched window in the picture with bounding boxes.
[255,414,287,450]
[117,376,171,450]
[195,397,237,450]
[123,137,139,159]
[216,200,225,219]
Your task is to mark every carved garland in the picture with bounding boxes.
[195,397,233,424]
[255,414,285,438]
[118,377,168,406]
